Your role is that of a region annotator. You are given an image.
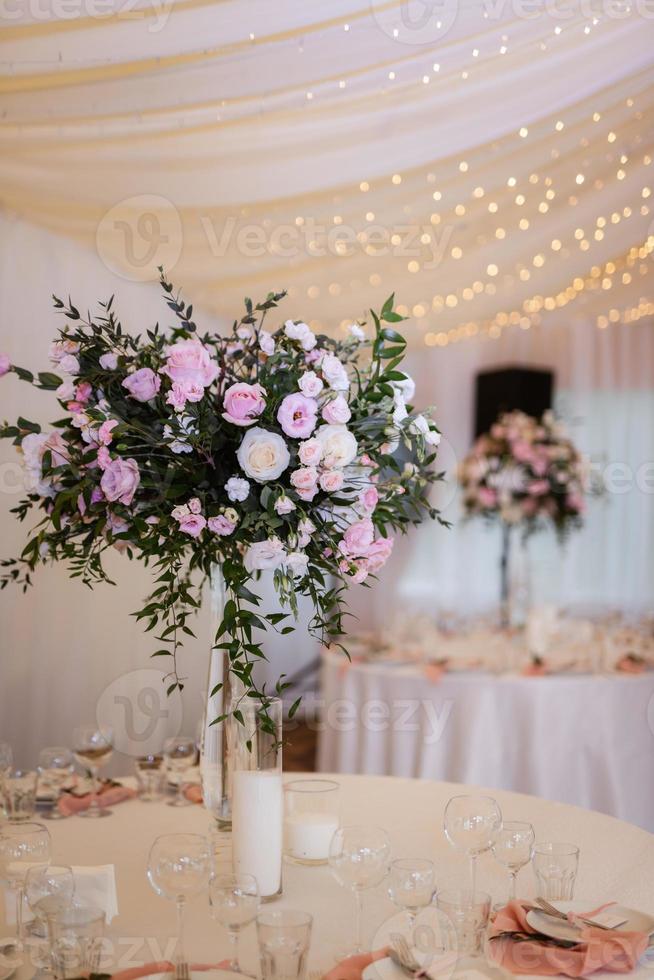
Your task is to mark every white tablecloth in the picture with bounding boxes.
[317,651,654,832]
[3,774,654,977]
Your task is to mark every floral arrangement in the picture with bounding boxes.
[458,409,588,536]
[0,271,443,710]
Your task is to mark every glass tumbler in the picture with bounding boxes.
[532,843,579,901]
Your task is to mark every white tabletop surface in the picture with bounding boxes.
[3,773,654,978]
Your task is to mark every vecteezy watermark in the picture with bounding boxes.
[96,195,183,282]
[96,668,183,758]
[0,0,175,33]
[370,0,654,44]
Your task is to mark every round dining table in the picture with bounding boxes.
[5,773,654,979]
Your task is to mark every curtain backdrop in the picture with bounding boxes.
[1,215,652,768]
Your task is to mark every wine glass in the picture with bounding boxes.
[492,821,535,905]
[25,864,75,971]
[444,795,502,892]
[38,748,74,821]
[0,741,12,777]
[388,858,436,931]
[209,872,259,973]
[72,727,114,819]
[147,834,211,973]
[163,737,196,807]
[0,822,51,948]
[328,825,391,956]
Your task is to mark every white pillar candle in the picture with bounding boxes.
[285,813,339,862]
[232,769,283,897]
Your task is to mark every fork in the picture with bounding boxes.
[390,935,437,979]
[175,960,190,980]
[535,897,614,931]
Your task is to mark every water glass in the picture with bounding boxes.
[209,872,259,973]
[38,748,75,820]
[26,864,75,971]
[0,741,12,819]
[163,737,196,807]
[444,795,502,892]
[436,889,491,955]
[147,833,211,971]
[388,858,436,927]
[533,842,579,900]
[329,825,391,955]
[257,909,312,980]
[72,727,114,819]
[3,769,38,821]
[134,755,166,802]
[0,822,52,946]
[492,821,535,904]
[284,779,340,866]
[51,905,105,978]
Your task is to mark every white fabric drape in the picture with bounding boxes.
[0,0,652,336]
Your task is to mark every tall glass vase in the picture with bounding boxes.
[199,566,244,829]
[499,525,531,629]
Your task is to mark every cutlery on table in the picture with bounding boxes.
[389,936,438,980]
[535,897,615,931]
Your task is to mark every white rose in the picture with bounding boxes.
[298,371,324,398]
[315,424,358,469]
[392,390,408,426]
[410,414,440,446]
[225,476,251,501]
[392,372,416,403]
[284,320,316,351]
[237,426,290,483]
[285,551,309,577]
[259,331,275,356]
[348,324,365,341]
[320,353,349,391]
[244,538,286,572]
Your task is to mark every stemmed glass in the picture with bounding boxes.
[209,872,259,973]
[25,864,75,971]
[147,834,211,974]
[329,825,391,956]
[0,822,51,949]
[72,727,114,819]
[163,737,196,807]
[492,821,535,905]
[444,795,502,892]
[38,748,74,821]
[0,742,12,778]
[388,858,436,931]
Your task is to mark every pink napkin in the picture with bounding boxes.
[423,662,447,683]
[110,950,389,980]
[488,901,649,977]
[616,655,648,674]
[58,783,137,816]
[184,784,203,804]
[522,658,549,676]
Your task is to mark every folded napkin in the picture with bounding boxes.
[110,949,389,980]
[184,784,203,804]
[58,783,137,816]
[423,661,447,683]
[488,901,648,977]
[4,864,118,925]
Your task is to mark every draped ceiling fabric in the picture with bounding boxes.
[1,0,653,344]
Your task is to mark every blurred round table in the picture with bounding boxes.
[317,649,654,831]
[3,774,654,977]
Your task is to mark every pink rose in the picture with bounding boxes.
[208,515,237,536]
[106,510,129,535]
[75,382,92,406]
[290,467,319,492]
[100,457,140,505]
[296,486,319,501]
[274,495,296,515]
[222,382,266,427]
[0,354,11,377]
[528,480,550,496]
[56,380,76,402]
[122,368,161,403]
[166,382,191,411]
[319,470,344,493]
[340,518,375,558]
[298,371,323,398]
[298,438,322,467]
[178,513,207,538]
[365,535,394,572]
[359,486,379,515]
[322,395,351,425]
[96,446,112,470]
[99,352,118,370]
[566,492,585,513]
[162,338,219,388]
[477,486,497,508]
[277,393,318,439]
[98,419,118,446]
[188,497,202,514]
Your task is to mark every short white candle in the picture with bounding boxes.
[232,769,283,897]
[285,812,340,862]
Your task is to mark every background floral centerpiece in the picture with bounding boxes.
[0,272,444,725]
[458,409,589,625]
